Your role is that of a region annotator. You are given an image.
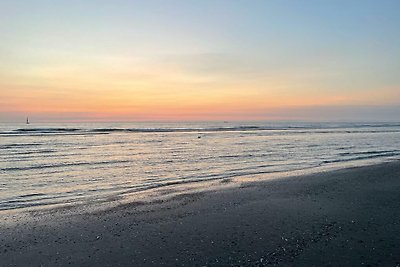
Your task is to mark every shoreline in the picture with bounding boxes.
[1,157,397,215]
[1,160,400,266]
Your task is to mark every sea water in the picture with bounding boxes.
[1,121,400,210]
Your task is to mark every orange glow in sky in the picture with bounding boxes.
[1,1,399,122]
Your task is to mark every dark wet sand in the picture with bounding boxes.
[1,161,400,266]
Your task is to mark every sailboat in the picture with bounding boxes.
[26,117,30,124]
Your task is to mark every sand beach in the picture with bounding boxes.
[1,161,400,266]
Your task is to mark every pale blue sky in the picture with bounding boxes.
[1,0,399,121]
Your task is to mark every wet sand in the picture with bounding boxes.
[1,161,400,266]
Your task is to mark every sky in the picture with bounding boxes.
[1,0,399,122]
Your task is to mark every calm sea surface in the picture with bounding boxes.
[1,121,400,211]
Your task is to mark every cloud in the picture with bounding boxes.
[160,52,267,80]
[258,105,400,122]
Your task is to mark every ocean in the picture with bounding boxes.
[1,121,400,211]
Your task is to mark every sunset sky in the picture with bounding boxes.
[1,0,399,122]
